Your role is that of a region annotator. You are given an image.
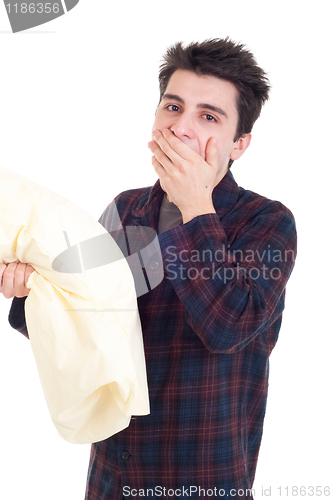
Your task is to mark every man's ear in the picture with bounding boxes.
[230,134,251,161]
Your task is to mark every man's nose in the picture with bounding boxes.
[170,113,195,140]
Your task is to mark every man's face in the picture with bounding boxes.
[152,69,249,183]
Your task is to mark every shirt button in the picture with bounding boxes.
[121,451,130,461]
[150,261,160,270]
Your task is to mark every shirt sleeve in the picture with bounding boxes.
[157,203,297,354]
[8,297,29,339]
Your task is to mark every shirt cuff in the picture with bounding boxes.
[8,296,29,339]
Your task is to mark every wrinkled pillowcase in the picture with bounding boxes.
[0,166,149,444]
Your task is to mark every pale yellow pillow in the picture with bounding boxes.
[0,166,149,444]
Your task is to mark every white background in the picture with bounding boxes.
[0,1,331,499]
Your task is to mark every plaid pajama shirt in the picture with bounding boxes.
[9,170,296,500]
[84,170,296,499]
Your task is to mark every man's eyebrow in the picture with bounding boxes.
[197,103,228,119]
[162,93,228,118]
[162,93,185,104]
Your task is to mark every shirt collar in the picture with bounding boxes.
[132,170,240,230]
[212,169,240,217]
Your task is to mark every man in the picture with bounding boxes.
[2,38,296,499]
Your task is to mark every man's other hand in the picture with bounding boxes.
[149,129,220,223]
[0,263,35,298]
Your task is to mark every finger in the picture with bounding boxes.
[151,154,167,178]
[151,155,170,197]
[15,262,27,282]
[21,264,34,297]
[0,263,33,299]
[0,263,6,286]
[15,263,34,297]
[205,137,218,167]
[1,262,17,298]
[13,263,29,297]
[148,139,175,173]
[25,265,35,286]
[161,129,195,162]
[152,129,186,166]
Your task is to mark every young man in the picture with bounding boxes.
[3,38,296,499]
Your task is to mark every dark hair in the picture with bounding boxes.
[158,38,270,166]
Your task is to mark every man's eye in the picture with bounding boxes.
[166,104,180,112]
[203,114,217,122]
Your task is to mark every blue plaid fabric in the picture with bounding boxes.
[8,170,296,499]
[83,170,297,499]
